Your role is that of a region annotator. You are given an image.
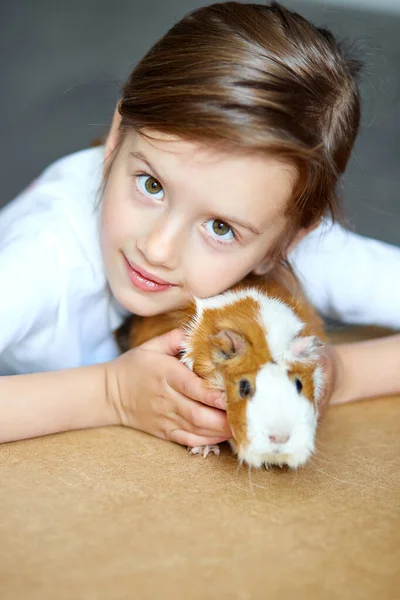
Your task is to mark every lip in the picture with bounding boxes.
[123,255,176,293]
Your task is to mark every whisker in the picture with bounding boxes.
[307,463,388,492]
[247,464,255,496]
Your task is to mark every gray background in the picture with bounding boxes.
[1,0,399,247]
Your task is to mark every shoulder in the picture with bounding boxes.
[0,146,105,273]
[2,146,104,217]
[0,226,62,351]
[0,209,109,364]
[29,145,104,190]
[0,147,108,348]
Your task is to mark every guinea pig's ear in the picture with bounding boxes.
[288,335,324,362]
[209,329,248,364]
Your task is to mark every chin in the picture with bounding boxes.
[116,286,185,317]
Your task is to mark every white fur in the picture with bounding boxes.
[179,315,201,371]
[181,287,323,468]
[257,296,304,363]
[195,288,308,365]
[242,363,317,469]
[194,287,263,314]
[180,289,264,370]
[313,364,324,407]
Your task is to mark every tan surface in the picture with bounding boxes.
[1,328,399,600]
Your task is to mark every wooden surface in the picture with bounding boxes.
[0,327,399,600]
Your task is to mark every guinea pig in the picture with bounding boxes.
[116,268,326,469]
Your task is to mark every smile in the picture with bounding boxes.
[123,255,176,293]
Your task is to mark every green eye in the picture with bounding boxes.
[144,176,162,194]
[204,219,235,244]
[137,175,164,200]
[212,220,231,236]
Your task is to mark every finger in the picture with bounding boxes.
[174,395,232,437]
[142,328,185,357]
[170,429,229,448]
[167,363,225,409]
[172,413,232,438]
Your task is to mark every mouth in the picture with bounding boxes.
[123,255,176,292]
[238,445,313,470]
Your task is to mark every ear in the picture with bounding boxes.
[209,329,248,364]
[104,102,122,176]
[288,336,324,362]
[252,260,271,276]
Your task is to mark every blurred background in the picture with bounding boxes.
[0,0,399,246]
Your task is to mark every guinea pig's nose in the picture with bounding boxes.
[269,434,290,444]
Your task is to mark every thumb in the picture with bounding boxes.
[141,328,185,357]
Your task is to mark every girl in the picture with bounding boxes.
[1,2,399,446]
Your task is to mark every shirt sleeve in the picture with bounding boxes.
[0,230,60,354]
[289,220,400,329]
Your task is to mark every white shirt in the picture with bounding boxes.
[0,147,399,375]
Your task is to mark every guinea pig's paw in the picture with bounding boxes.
[188,445,220,458]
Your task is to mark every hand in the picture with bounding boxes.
[106,328,232,447]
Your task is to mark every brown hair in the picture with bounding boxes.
[116,1,362,258]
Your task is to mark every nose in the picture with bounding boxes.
[137,215,183,269]
[269,434,290,444]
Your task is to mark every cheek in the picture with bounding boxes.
[100,199,123,258]
[185,252,258,298]
[100,179,140,250]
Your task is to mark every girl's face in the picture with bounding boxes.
[100,129,300,317]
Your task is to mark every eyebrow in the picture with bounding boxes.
[129,150,262,235]
[129,151,163,182]
[221,216,261,235]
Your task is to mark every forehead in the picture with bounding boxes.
[125,129,296,223]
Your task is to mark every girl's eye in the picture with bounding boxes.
[136,175,164,200]
[204,219,235,243]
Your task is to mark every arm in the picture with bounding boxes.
[331,333,400,405]
[0,364,116,443]
[0,330,230,445]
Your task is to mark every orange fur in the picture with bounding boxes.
[184,296,273,450]
[115,266,325,453]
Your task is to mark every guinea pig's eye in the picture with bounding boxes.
[295,378,303,394]
[239,379,252,398]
